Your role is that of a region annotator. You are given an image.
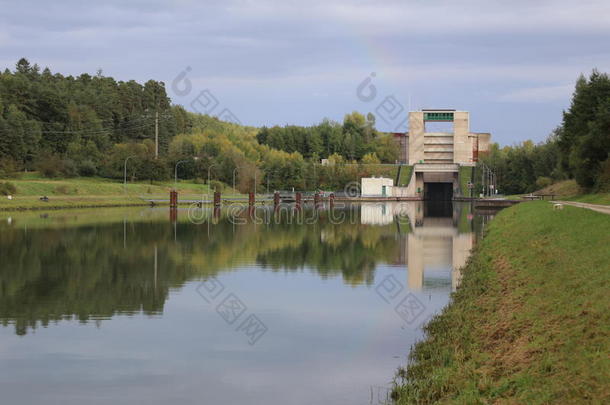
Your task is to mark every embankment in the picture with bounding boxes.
[393,201,610,404]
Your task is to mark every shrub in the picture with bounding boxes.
[78,160,97,177]
[535,176,553,190]
[595,158,610,192]
[209,180,224,192]
[0,158,19,178]
[37,153,63,177]
[36,153,77,178]
[61,159,78,177]
[0,181,17,196]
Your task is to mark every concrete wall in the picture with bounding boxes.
[453,111,470,164]
[361,177,394,196]
[476,132,491,153]
[408,111,425,164]
[392,186,410,197]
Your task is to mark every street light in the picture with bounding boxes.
[232,167,238,195]
[174,159,190,188]
[207,163,216,202]
[124,155,136,194]
[267,173,271,195]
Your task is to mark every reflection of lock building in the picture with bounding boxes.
[393,110,491,200]
[406,217,473,291]
[361,202,474,291]
[406,202,473,291]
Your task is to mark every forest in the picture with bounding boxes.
[0,58,399,193]
[0,58,608,195]
[481,70,610,194]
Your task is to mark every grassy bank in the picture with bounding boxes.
[393,201,610,404]
[0,173,243,211]
[564,193,610,206]
[397,165,414,187]
[532,179,609,206]
[459,166,473,197]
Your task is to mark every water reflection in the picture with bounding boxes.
[360,201,481,291]
[0,202,488,336]
[0,202,491,405]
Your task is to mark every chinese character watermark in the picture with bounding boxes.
[172,66,241,125]
[375,274,426,326]
[355,73,409,132]
[196,277,268,346]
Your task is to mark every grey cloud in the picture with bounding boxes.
[0,0,608,144]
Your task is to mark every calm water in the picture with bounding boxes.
[0,202,490,405]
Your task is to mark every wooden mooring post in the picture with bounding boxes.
[170,190,178,208]
[274,191,280,207]
[214,191,221,207]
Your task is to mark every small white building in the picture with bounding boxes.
[361,177,394,197]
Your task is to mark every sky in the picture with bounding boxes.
[1,0,609,145]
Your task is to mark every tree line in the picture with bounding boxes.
[0,58,399,192]
[481,70,609,195]
[256,112,398,162]
[0,58,608,194]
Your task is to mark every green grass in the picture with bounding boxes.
[0,173,244,210]
[565,193,610,205]
[3,173,214,196]
[397,165,413,187]
[393,201,610,404]
[536,179,582,197]
[506,180,610,206]
[459,166,474,197]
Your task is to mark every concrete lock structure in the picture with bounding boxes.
[361,177,394,197]
[393,109,491,200]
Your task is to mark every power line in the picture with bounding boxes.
[37,113,173,135]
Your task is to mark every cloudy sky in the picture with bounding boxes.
[1,0,609,145]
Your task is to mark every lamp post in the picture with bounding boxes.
[267,173,271,195]
[174,159,190,188]
[207,163,216,202]
[123,155,136,194]
[232,167,238,195]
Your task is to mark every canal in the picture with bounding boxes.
[0,202,491,405]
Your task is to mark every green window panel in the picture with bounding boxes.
[424,112,454,121]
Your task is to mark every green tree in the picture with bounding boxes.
[559,70,610,188]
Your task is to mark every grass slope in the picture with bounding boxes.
[0,173,242,210]
[459,166,474,197]
[393,201,610,404]
[3,173,214,196]
[512,179,610,206]
[398,165,414,187]
[565,193,610,206]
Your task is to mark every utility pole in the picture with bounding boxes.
[155,110,159,159]
[481,166,485,198]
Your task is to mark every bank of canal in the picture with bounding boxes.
[393,201,610,404]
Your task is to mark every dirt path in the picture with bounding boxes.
[553,200,610,215]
